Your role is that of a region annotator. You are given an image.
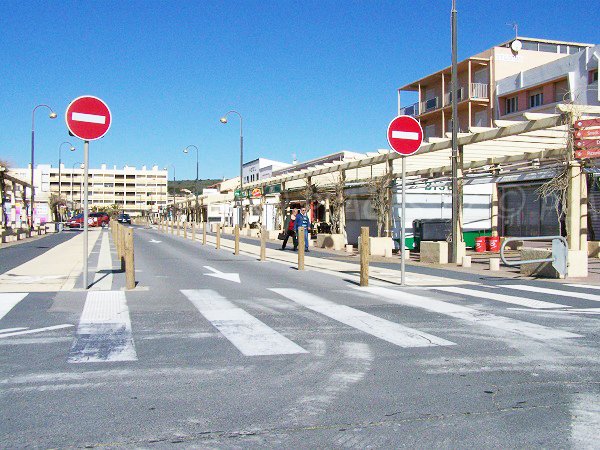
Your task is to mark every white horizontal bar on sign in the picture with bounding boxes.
[72,112,106,124]
[391,131,419,141]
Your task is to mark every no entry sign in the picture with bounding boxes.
[387,115,423,156]
[65,96,112,141]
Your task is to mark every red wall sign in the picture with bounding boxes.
[65,96,112,141]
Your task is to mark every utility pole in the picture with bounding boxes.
[450,0,460,263]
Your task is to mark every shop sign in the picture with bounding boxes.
[251,188,262,198]
[234,189,249,199]
[264,184,282,195]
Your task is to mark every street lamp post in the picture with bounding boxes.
[183,144,199,221]
[71,162,83,213]
[170,164,176,219]
[58,142,76,221]
[31,104,57,232]
[220,111,243,227]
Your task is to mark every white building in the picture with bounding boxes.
[243,158,290,184]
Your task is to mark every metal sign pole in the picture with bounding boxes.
[83,140,89,289]
[400,156,406,286]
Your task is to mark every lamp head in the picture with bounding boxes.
[49,112,58,119]
[69,146,76,152]
[183,148,189,154]
[220,117,228,124]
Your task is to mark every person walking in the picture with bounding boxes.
[294,206,311,252]
[281,209,298,250]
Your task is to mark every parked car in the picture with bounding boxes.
[90,212,110,227]
[67,213,84,228]
[117,213,132,224]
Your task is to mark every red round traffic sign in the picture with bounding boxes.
[387,115,423,156]
[65,96,112,141]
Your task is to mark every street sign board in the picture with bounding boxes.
[65,96,112,141]
[387,115,423,156]
[575,139,600,149]
[575,149,600,159]
[575,128,600,139]
[574,118,600,129]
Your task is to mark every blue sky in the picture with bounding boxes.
[1,1,598,181]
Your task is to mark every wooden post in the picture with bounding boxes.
[260,226,266,261]
[119,225,126,271]
[234,225,240,255]
[124,227,135,290]
[183,221,187,239]
[191,222,195,241]
[298,226,305,271]
[170,220,174,235]
[216,224,221,249]
[202,222,207,245]
[176,219,180,236]
[360,226,369,287]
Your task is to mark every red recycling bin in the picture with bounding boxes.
[486,236,501,252]
[475,236,487,253]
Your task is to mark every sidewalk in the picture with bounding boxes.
[0,228,103,292]
[169,225,600,286]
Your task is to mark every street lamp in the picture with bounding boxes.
[71,162,83,213]
[58,142,76,219]
[183,144,199,221]
[220,110,243,227]
[170,164,176,217]
[31,104,57,231]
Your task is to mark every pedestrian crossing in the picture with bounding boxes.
[1,282,598,364]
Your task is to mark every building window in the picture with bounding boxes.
[589,69,598,84]
[505,96,518,114]
[529,91,543,108]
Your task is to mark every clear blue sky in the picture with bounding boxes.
[1,1,598,181]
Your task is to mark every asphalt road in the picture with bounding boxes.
[1,226,599,448]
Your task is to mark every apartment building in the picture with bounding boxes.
[398,37,593,138]
[9,164,168,218]
[242,158,290,184]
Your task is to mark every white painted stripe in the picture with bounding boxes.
[435,286,570,309]
[271,288,455,348]
[500,284,600,303]
[68,291,137,363]
[0,293,28,321]
[566,283,600,291]
[571,393,600,448]
[0,327,28,334]
[91,231,113,290]
[0,324,73,339]
[181,289,308,356]
[71,112,106,124]
[362,287,582,340]
[391,130,419,140]
[508,307,600,315]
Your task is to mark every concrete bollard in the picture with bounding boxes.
[260,226,266,261]
[462,256,472,268]
[490,257,500,271]
[401,249,410,261]
[345,244,353,253]
[216,224,221,249]
[360,227,369,287]
[234,225,240,255]
[124,227,135,290]
[298,227,305,270]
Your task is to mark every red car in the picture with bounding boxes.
[67,212,109,228]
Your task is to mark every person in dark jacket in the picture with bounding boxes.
[294,206,311,252]
[281,209,298,250]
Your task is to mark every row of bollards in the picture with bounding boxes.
[110,219,135,290]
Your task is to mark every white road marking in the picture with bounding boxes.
[566,283,600,291]
[71,112,106,124]
[91,231,113,290]
[0,327,28,334]
[149,239,162,243]
[500,284,600,302]
[508,307,600,315]
[391,130,419,140]
[361,287,582,340]
[271,288,455,348]
[0,324,73,339]
[182,289,307,356]
[571,393,600,448]
[0,293,28,321]
[68,291,137,363]
[203,266,241,283]
[434,286,570,309]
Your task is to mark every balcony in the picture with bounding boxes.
[420,97,439,113]
[470,83,489,99]
[400,102,419,117]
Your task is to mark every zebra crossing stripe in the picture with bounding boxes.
[181,289,308,356]
[68,291,137,363]
[361,287,582,340]
[500,284,600,303]
[434,286,570,309]
[271,288,455,348]
[0,293,28,321]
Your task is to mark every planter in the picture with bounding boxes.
[316,233,345,251]
[358,236,394,257]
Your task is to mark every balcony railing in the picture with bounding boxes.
[400,102,419,117]
[420,97,439,113]
[470,83,489,99]
[443,87,464,106]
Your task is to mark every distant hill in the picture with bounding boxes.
[167,179,222,195]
